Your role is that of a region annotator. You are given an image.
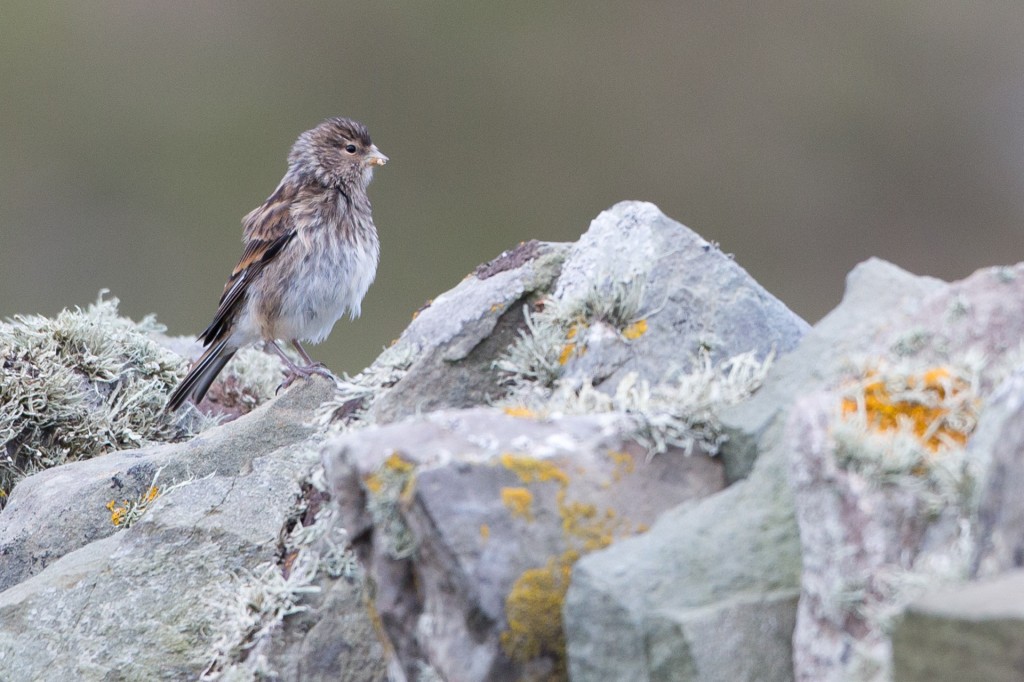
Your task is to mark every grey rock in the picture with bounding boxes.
[0,377,387,681]
[565,441,800,682]
[0,377,335,593]
[972,367,1024,577]
[323,407,726,681]
[564,257,1024,682]
[554,201,808,390]
[367,240,569,423]
[892,571,1024,682]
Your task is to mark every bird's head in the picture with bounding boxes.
[288,117,388,191]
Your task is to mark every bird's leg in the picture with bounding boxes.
[291,339,322,368]
[267,340,335,393]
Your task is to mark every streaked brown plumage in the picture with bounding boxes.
[166,117,387,412]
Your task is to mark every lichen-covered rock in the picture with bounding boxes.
[717,258,1024,682]
[0,378,386,681]
[342,239,570,425]
[564,435,801,682]
[0,378,335,593]
[323,407,726,681]
[0,293,192,502]
[0,294,287,508]
[549,201,806,389]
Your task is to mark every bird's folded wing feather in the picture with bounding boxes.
[198,230,296,345]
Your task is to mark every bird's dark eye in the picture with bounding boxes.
[344,144,357,154]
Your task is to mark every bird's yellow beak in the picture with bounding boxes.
[366,146,389,167]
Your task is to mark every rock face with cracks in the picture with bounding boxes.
[5,201,1024,681]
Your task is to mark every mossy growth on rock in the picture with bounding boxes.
[0,293,199,502]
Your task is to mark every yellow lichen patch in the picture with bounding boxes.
[365,452,416,495]
[557,491,617,553]
[607,450,635,482]
[501,487,535,521]
[558,342,577,366]
[106,499,127,527]
[500,453,570,487]
[383,452,415,474]
[841,366,978,452]
[503,406,538,419]
[501,555,574,674]
[106,485,161,528]
[480,523,490,540]
[499,452,633,677]
[622,319,648,340]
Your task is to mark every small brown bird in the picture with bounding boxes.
[166,117,387,412]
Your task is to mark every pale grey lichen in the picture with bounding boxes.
[494,276,772,456]
[317,341,416,429]
[201,460,360,680]
[510,350,771,456]
[0,292,206,502]
[105,465,211,529]
[495,279,647,392]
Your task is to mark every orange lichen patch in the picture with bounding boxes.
[622,319,648,340]
[490,303,503,313]
[558,324,586,365]
[501,487,535,521]
[503,406,538,419]
[500,453,570,487]
[480,523,490,540]
[841,366,977,452]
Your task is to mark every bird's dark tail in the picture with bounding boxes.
[165,339,237,412]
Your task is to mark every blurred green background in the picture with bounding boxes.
[3,2,1024,374]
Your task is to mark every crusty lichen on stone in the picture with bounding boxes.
[835,359,981,510]
[364,452,418,559]
[497,453,628,679]
[0,292,208,503]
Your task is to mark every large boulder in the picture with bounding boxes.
[0,201,811,680]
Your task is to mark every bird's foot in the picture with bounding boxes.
[276,362,336,394]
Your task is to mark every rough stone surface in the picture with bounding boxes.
[565,440,800,682]
[563,257,1024,682]
[892,571,1024,682]
[0,377,335,593]
[553,202,808,390]
[323,408,727,682]
[366,240,569,424]
[25,203,1024,682]
[0,378,388,681]
[971,368,1024,578]
[779,262,1024,682]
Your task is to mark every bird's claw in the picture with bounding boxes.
[275,363,336,394]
